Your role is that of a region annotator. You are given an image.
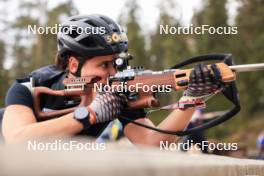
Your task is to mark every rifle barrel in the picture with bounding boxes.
[229,63,264,72]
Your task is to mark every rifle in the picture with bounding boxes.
[31,54,264,136]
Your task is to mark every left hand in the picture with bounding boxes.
[89,91,127,123]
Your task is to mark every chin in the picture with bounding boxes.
[98,78,108,85]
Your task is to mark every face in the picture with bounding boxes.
[69,54,117,84]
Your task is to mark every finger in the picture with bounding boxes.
[197,64,207,88]
[201,65,213,88]
[193,64,202,84]
[211,64,222,81]
[201,64,210,78]
[190,69,196,83]
[194,64,202,78]
[199,63,207,83]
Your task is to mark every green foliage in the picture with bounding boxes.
[192,0,230,53]
[150,0,194,70]
[118,0,148,67]
[0,40,8,106]
[10,0,78,77]
[231,0,264,115]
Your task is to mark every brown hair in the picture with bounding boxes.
[55,51,93,76]
[55,52,69,70]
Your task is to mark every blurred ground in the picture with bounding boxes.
[0,138,263,176]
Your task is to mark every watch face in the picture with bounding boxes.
[74,107,89,120]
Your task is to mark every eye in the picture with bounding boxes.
[100,62,109,69]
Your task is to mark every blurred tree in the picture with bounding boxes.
[148,0,194,113]
[150,0,193,70]
[31,0,78,68]
[0,41,5,75]
[0,39,8,106]
[232,0,264,114]
[10,1,43,77]
[11,0,78,78]
[118,0,148,67]
[192,0,230,53]
[0,0,9,106]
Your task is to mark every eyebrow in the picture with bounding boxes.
[97,59,113,66]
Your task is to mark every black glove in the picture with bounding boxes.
[89,92,127,123]
[184,63,222,97]
[179,63,222,109]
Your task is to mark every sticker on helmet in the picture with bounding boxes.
[105,32,128,44]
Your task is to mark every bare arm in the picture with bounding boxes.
[2,105,84,143]
[124,108,195,146]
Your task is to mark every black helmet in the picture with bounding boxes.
[57,14,128,57]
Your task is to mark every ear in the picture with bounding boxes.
[68,56,79,74]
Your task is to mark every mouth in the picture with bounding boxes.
[90,76,102,83]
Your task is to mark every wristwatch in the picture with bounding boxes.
[74,106,91,129]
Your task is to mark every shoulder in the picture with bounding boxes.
[5,81,33,108]
[29,65,65,86]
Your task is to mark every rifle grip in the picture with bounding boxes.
[173,69,192,90]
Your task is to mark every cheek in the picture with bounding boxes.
[97,71,109,84]
[81,66,109,82]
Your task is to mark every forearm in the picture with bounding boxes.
[146,108,195,145]
[126,108,195,146]
[5,113,84,143]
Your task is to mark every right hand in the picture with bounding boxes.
[184,63,222,98]
[179,63,223,109]
[89,92,127,123]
